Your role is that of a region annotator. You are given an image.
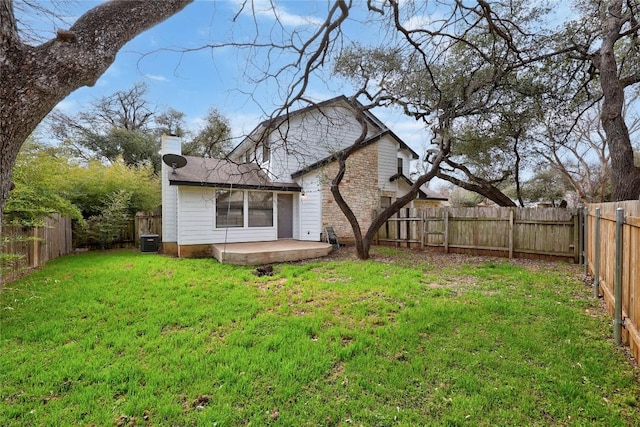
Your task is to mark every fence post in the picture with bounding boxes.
[444,209,449,253]
[578,207,584,265]
[573,211,580,263]
[594,208,600,298]
[31,226,40,268]
[384,209,389,245]
[396,209,401,248]
[420,209,425,249]
[583,206,588,275]
[404,208,410,248]
[508,208,514,259]
[614,207,624,346]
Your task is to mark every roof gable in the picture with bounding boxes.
[228,96,388,159]
[290,130,418,178]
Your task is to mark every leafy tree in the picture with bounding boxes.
[580,0,640,201]
[4,137,82,225]
[5,139,160,251]
[182,107,232,158]
[449,188,484,208]
[519,168,570,207]
[0,0,193,229]
[49,83,164,170]
[5,138,159,222]
[97,128,161,172]
[49,83,233,168]
[534,95,640,203]
[61,160,160,219]
[330,0,640,204]
[77,190,132,250]
[332,7,548,207]
[155,108,187,138]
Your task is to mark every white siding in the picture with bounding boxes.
[378,137,399,193]
[297,172,323,241]
[177,187,277,245]
[268,103,379,182]
[161,135,181,243]
[177,187,214,244]
[397,150,413,174]
[163,184,178,242]
[292,193,300,239]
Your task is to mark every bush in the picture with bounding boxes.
[76,190,132,250]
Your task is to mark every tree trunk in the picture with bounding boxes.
[595,0,640,201]
[0,0,193,227]
[330,156,369,259]
[329,133,446,260]
[437,172,517,207]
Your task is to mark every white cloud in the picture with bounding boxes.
[403,16,430,31]
[270,7,324,26]
[229,111,264,139]
[145,74,169,82]
[187,115,207,132]
[231,0,324,27]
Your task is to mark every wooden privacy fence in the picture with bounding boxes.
[586,201,640,362]
[72,210,162,250]
[1,210,161,284]
[135,210,162,241]
[1,213,73,284]
[375,207,580,262]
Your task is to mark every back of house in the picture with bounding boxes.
[161,96,438,257]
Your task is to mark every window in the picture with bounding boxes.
[397,158,403,175]
[380,196,392,208]
[216,190,244,228]
[245,150,251,163]
[248,192,273,227]
[262,140,271,163]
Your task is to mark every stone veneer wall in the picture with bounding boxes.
[320,142,393,244]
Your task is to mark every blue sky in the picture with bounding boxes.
[40,0,429,152]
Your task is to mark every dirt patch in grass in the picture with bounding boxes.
[256,277,287,291]
[318,245,582,271]
[326,361,345,383]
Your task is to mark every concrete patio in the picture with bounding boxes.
[212,240,333,265]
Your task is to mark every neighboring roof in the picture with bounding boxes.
[389,174,428,199]
[290,130,419,179]
[167,156,301,192]
[389,175,449,201]
[228,95,388,158]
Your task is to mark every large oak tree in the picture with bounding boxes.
[333,0,640,204]
[0,0,193,227]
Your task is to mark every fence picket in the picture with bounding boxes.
[375,207,577,261]
[587,201,640,363]
[1,214,73,284]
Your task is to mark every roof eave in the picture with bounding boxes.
[169,180,301,192]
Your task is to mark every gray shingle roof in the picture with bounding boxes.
[167,156,301,191]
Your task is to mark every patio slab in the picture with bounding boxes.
[212,240,333,265]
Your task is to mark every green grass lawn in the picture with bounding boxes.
[1,249,638,426]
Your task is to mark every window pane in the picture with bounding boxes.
[248,192,273,227]
[216,190,244,228]
[262,141,271,163]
